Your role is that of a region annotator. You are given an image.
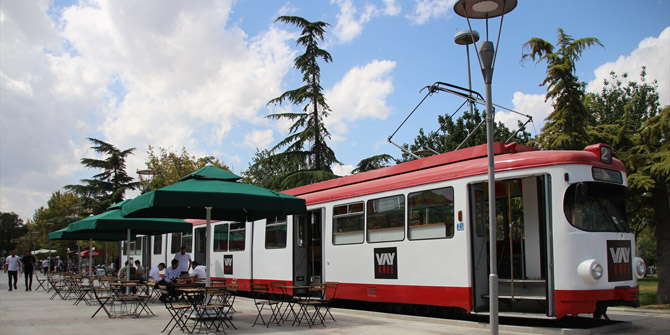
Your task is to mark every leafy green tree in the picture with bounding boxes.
[0,212,27,255]
[401,108,531,161]
[522,28,603,150]
[143,146,230,191]
[29,191,95,262]
[261,16,338,188]
[627,106,669,303]
[352,154,397,174]
[65,138,139,214]
[584,69,669,303]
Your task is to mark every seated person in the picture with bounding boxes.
[118,261,138,280]
[165,259,180,281]
[158,260,180,302]
[149,263,166,282]
[189,261,206,279]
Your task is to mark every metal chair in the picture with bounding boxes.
[250,283,281,327]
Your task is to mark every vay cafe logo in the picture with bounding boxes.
[607,240,632,282]
[224,255,233,275]
[374,247,398,279]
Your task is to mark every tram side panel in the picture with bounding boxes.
[207,221,253,291]
[321,183,472,311]
[251,218,294,285]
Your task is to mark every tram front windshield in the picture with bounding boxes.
[563,182,630,233]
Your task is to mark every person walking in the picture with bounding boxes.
[174,246,192,276]
[21,251,36,291]
[4,250,21,291]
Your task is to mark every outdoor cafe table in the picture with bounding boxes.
[175,286,229,333]
[108,281,154,318]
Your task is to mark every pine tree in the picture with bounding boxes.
[522,28,603,150]
[65,138,139,214]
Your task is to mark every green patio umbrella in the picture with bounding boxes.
[49,227,134,241]
[120,165,307,285]
[65,206,192,283]
[121,166,306,221]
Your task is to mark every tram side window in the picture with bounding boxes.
[367,195,405,243]
[333,202,365,245]
[153,235,162,255]
[408,187,454,240]
[229,222,246,251]
[133,237,142,255]
[181,233,193,252]
[213,224,229,252]
[266,216,287,249]
[171,233,181,253]
[171,232,192,253]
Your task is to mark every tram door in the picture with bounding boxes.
[194,227,207,265]
[293,209,323,286]
[470,184,489,311]
[469,176,551,315]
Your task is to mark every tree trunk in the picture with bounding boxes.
[654,180,670,304]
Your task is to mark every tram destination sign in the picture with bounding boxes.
[374,247,398,279]
[607,240,632,282]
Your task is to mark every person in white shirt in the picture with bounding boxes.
[174,246,192,275]
[189,261,206,279]
[4,250,21,291]
[149,263,166,281]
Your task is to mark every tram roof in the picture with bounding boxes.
[283,142,626,205]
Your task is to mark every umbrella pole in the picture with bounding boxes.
[205,207,212,287]
[89,238,93,279]
[126,229,131,295]
[78,244,81,273]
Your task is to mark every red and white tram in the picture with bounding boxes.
[126,142,644,318]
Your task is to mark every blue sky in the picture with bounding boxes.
[1,0,669,221]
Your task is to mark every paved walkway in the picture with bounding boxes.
[0,273,667,335]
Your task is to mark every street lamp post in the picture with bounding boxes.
[454,29,479,117]
[453,1,517,335]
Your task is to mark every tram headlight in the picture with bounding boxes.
[634,257,646,279]
[591,263,603,280]
[578,259,603,283]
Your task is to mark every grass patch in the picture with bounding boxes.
[638,275,658,306]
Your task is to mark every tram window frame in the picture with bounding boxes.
[171,233,182,254]
[408,187,455,240]
[213,224,229,252]
[332,202,365,245]
[153,235,162,255]
[366,194,406,243]
[266,216,287,249]
[229,222,246,252]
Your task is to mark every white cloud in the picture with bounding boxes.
[325,60,396,138]
[587,26,670,107]
[331,0,400,43]
[497,92,552,136]
[0,0,297,219]
[382,0,402,15]
[332,163,354,176]
[406,0,456,25]
[244,129,274,150]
